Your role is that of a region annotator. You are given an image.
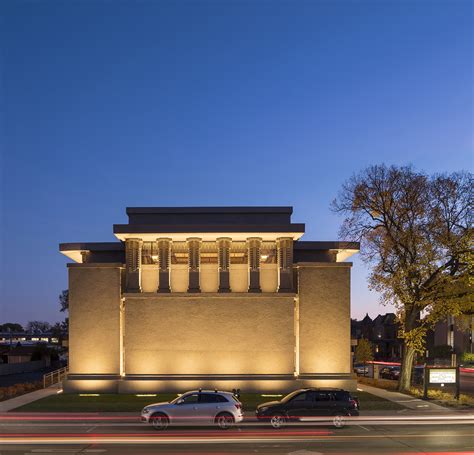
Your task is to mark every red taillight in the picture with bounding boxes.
[235,403,242,410]
[350,399,358,408]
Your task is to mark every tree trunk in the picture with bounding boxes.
[399,342,416,392]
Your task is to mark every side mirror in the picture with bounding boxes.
[176,398,184,405]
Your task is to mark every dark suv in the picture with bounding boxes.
[379,366,400,380]
[256,388,359,428]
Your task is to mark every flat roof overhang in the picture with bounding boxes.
[113,224,305,242]
[294,241,360,261]
[59,242,123,262]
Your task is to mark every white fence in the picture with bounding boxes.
[43,366,68,388]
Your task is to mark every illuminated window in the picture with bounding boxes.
[261,242,277,264]
[142,242,159,264]
[201,242,217,264]
[171,242,188,264]
[230,242,248,264]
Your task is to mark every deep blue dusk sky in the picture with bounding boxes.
[1,0,472,326]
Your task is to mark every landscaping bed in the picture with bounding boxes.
[13,390,403,412]
[409,387,474,409]
[0,381,42,401]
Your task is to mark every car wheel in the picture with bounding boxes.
[215,412,234,430]
[332,414,346,429]
[270,414,286,429]
[150,413,169,431]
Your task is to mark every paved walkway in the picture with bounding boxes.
[0,383,61,412]
[357,383,450,412]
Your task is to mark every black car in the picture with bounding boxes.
[256,388,359,429]
[379,366,400,380]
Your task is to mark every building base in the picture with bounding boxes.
[63,374,356,393]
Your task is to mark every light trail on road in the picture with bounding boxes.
[1,432,473,445]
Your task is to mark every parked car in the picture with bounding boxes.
[255,388,359,429]
[353,364,369,375]
[141,390,243,430]
[379,366,400,380]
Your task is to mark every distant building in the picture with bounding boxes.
[431,314,473,356]
[60,206,359,393]
[0,345,51,365]
[351,313,402,361]
[0,332,60,346]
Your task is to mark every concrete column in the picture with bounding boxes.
[247,237,262,293]
[217,237,231,293]
[277,237,294,292]
[187,237,201,293]
[125,238,142,293]
[157,238,171,293]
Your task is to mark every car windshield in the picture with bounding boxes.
[170,394,186,404]
[281,390,305,403]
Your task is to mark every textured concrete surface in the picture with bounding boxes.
[298,263,352,375]
[124,294,295,375]
[68,264,122,375]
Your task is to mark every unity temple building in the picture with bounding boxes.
[60,207,359,393]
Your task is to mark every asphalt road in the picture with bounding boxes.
[0,413,473,454]
[460,370,474,394]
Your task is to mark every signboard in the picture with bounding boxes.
[429,368,456,384]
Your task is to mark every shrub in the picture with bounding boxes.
[0,381,42,401]
[460,352,474,365]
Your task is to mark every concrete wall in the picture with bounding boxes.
[170,264,188,292]
[260,263,278,292]
[200,264,218,292]
[68,264,122,375]
[229,264,248,292]
[123,294,295,375]
[141,265,158,292]
[297,263,352,375]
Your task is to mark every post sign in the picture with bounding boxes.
[429,368,456,384]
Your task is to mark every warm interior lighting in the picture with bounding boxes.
[261,394,283,397]
[135,394,157,397]
[261,254,269,260]
[79,393,100,397]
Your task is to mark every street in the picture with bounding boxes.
[1,413,473,454]
[461,370,474,394]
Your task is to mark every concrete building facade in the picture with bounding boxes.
[60,207,359,393]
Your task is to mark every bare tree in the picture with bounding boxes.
[333,165,473,391]
[59,290,69,312]
[26,321,51,334]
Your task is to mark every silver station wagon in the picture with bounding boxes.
[141,390,244,430]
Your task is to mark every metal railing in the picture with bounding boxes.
[43,366,68,388]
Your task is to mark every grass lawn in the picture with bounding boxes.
[14,391,403,413]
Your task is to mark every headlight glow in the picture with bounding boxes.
[259,406,268,413]
[142,408,150,414]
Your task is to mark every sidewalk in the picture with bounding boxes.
[0,383,61,412]
[357,383,450,412]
